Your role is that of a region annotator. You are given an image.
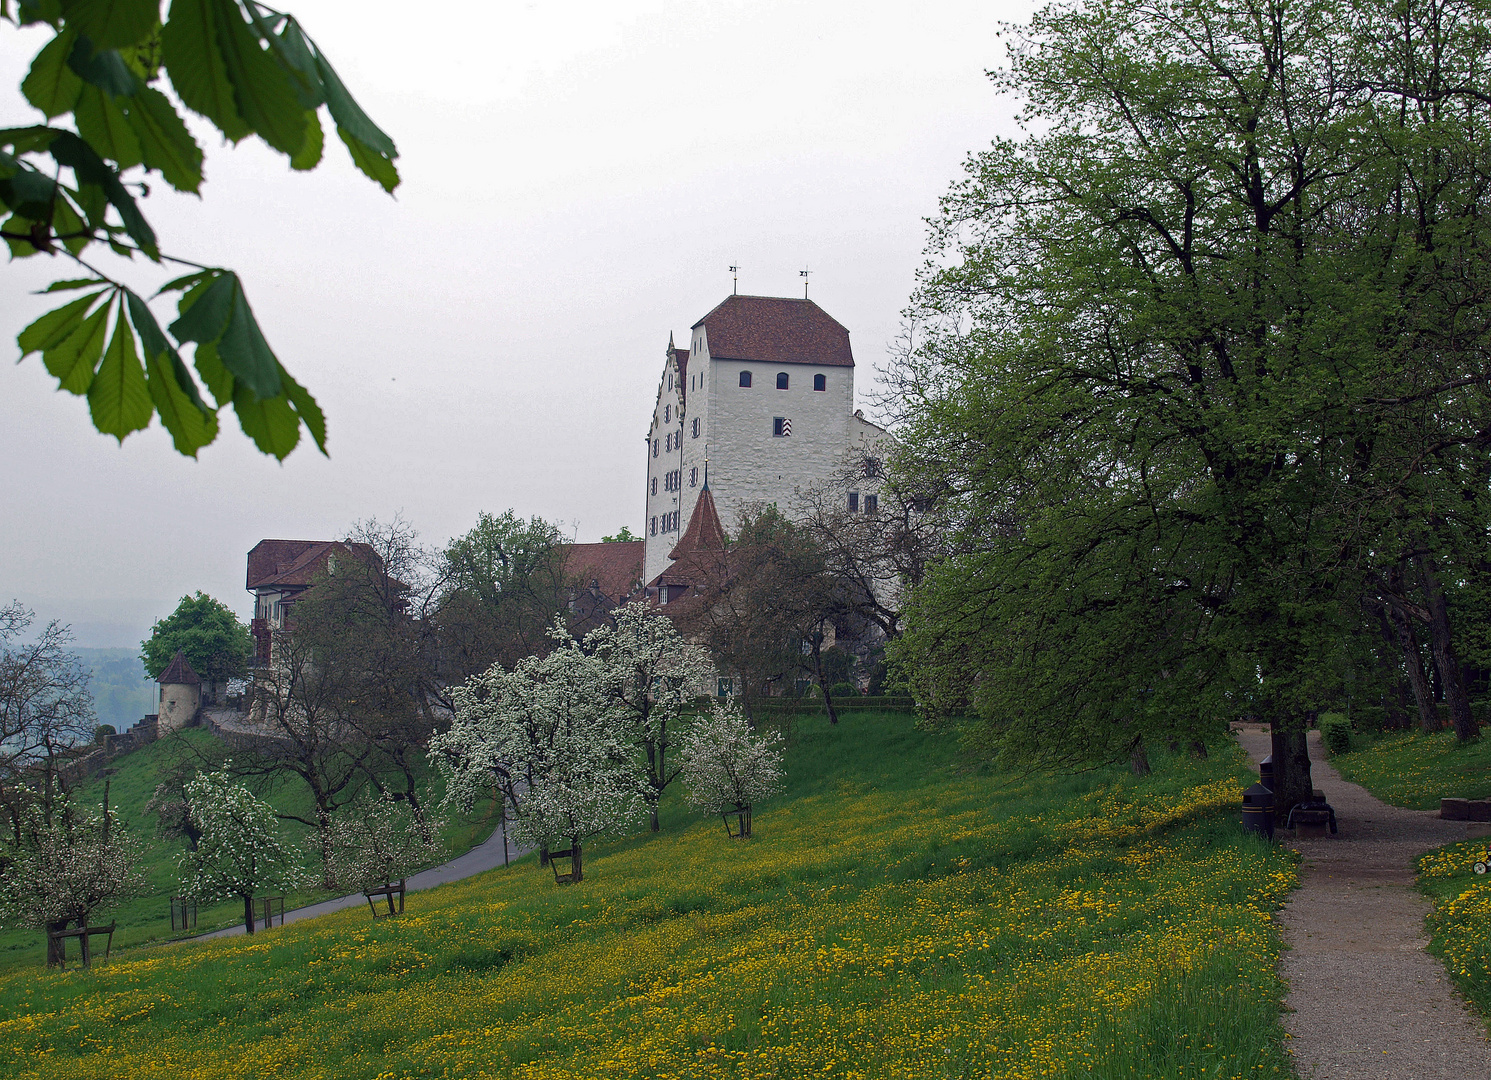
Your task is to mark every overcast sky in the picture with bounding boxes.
[1,0,1030,648]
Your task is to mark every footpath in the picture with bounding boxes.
[198,821,531,940]
[1236,728,1491,1079]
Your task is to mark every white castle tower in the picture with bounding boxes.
[642,295,886,588]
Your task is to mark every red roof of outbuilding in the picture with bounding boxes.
[563,541,645,602]
[693,295,853,368]
[159,650,201,686]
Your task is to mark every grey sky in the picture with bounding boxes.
[1,0,1028,647]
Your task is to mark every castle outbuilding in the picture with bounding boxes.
[157,650,201,734]
[643,295,886,588]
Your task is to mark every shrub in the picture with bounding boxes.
[1321,716,1352,756]
[829,682,860,699]
[94,724,116,740]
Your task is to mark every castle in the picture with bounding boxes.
[642,295,886,592]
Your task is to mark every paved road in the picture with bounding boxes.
[198,819,532,939]
[1235,727,1491,1079]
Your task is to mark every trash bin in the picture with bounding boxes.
[1242,781,1275,839]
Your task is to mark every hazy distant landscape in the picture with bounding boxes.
[73,648,154,732]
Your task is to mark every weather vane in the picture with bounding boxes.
[729,265,739,295]
[800,266,812,298]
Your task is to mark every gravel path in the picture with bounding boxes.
[1236,727,1491,1079]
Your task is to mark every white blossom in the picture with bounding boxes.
[679,699,784,816]
[0,801,146,929]
[178,767,311,905]
[326,798,445,893]
[432,621,646,855]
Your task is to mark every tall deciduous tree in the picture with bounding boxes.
[141,591,252,684]
[436,511,570,680]
[4,0,398,458]
[891,0,1491,804]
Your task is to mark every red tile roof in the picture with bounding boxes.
[159,650,200,686]
[245,539,382,590]
[693,295,853,368]
[650,487,730,591]
[563,541,645,602]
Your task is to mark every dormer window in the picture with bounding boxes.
[813,373,826,391]
[776,372,789,390]
[739,371,752,388]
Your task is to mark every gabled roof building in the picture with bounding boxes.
[643,295,886,589]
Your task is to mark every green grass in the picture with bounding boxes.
[1329,728,1491,809]
[0,728,501,971]
[0,714,1301,1080]
[1416,841,1491,1035]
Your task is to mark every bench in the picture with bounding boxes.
[1287,793,1337,836]
[47,922,115,970]
[364,881,406,918]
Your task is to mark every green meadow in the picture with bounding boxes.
[1,714,1299,1080]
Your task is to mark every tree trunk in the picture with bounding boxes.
[1269,720,1314,817]
[811,631,839,725]
[571,840,583,884]
[1189,740,1208,759]
[648,796,660,834]
[242,894,256,935]
[538,843,550,868]
[1387,597,1438,731]
[45,920,67,968]
[1129,740,1151,777]
[1417,554,1479,742]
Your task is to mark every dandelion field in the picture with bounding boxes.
[1417,839,1491,1035]
[0,715,1299,1080]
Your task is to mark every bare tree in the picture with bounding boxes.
[0,603,96,840]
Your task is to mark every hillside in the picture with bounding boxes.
[0,728,502,970]
[0,714,1299,1079]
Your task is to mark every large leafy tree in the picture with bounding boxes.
[141,590,252,682]
[3,0,398,459]
[892,0,1491,804]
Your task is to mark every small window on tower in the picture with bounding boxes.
[690,466,698,487]
[665,405,670,423]
[739,371,752,388]
[773,417,792,437]
[848,492,859,512]
[650,516,657,536]
[653,439,659,458]
[651,477,658,495]
[776,372,789,390]
[692,418,699,438]
[813,373,826,391]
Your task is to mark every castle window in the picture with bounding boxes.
[691,417,699,438]
[864,456,882,477]
[776,372,789,390]
[653,439,659,458]
[773,417,792,437]
[650,516,657,536]
[651,476,658,495]
[848,492,859,512]
[666,433,672,452]
[864,494,879,514]
[813,373,826,391]
[690,466,698,487]
[739,371,752,388]
[665,405,670,423]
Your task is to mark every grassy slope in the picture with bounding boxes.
[0,714,1299,1080]
[0,729,501,970]
[1329,729,1491,810]
[1328,730,1491,1033]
